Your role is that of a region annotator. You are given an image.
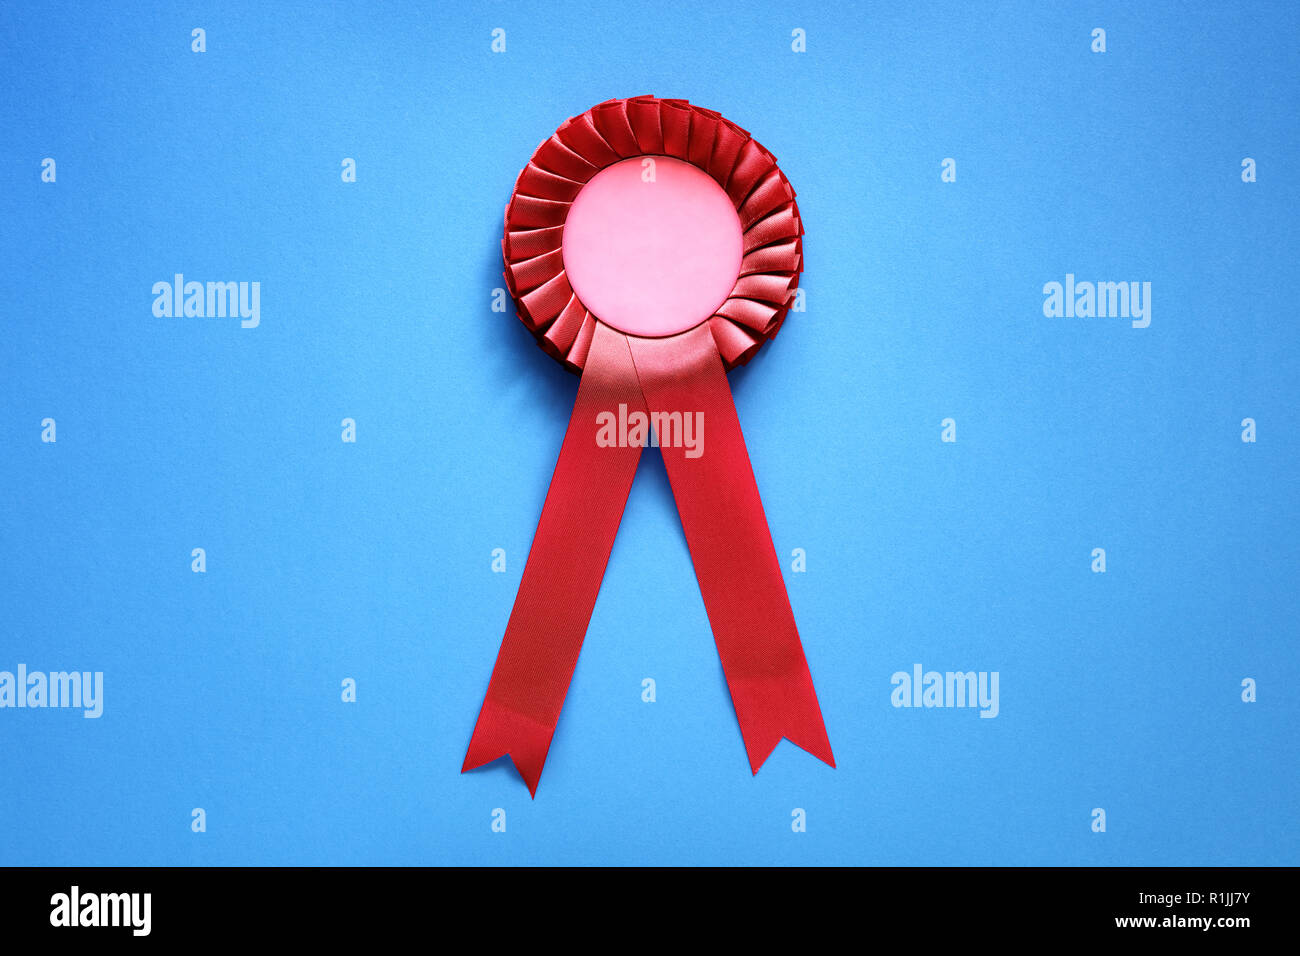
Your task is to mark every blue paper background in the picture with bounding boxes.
[1,0,1297,865]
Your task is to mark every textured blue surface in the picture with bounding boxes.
[1,1,1296,865]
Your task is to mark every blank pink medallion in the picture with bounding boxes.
[561,156,743,337]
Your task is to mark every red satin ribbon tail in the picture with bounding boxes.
[462,703,554,797]
[461,323,646,797]
[627,325,835,778]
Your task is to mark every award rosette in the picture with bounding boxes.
[463,96,834,794]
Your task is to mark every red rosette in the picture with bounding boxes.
[467,97,831,796]
[501,95,803,371]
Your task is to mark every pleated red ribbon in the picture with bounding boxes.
[463,97,833,794]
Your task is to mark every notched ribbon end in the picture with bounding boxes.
[462,705,554,798]
[743,720,836,776]
[461,751,542,799]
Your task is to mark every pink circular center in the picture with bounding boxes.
[561,156,742,337]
